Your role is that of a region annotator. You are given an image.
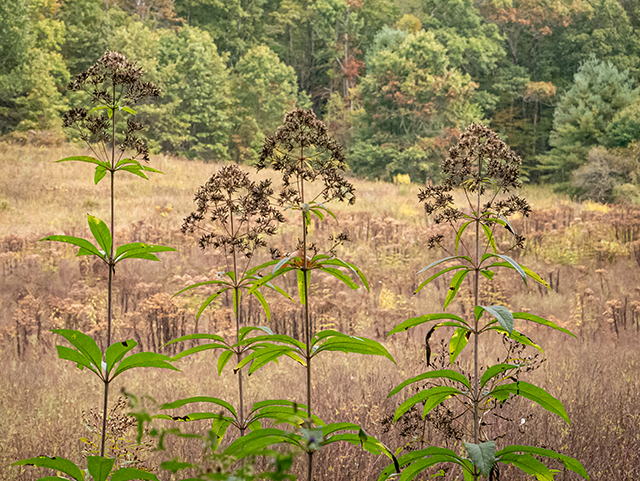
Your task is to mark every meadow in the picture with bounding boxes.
[1,143,639,480]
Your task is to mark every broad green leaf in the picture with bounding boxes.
[110,467,159,481]
[393,386,461,422]
[498,453,555,481]
[86,456,114,481]
[87,215,112,257]
[52,329,102,373]
[449,328,470,364]
[480,305,513,334]
[223,428,300,460]
[234,345,296,373]
[387,313,469,336]
[40,235,102,258]
[94,165,108,184]
[444,269,470,309]
[481,363,519,387]
[115,243,175,263]
[12,456,84,481]
[217,350,234,375]
[388,369,471,397]
[377,447,468,481]
[56,345,100,377]
[113,352,179,378]
[513,312,575,337]
[314,336,395,362]
[491,381,570,423]
[464,441,496,477]
[171,342,229,361]
[417,256,471,274]
[496,445,589,479]
[161,396,237,418]
[105,340,137,376]
[495,254,527,284]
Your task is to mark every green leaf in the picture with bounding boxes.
[495,254,527,284]
[417,256,471,274]
[481,223,497,253]
[319,266,359,289]
[297,269,310,306]
[449,328,470,364]
[489,262,550,289]
[491,381,570,423]
[110,467,159,481]
[313,334,395,363]
[393,386,461,422]
[444,269,470,310]
[113,352,179,378]
[455,221,473,255]
[388,369,471,397]
[217,350,234,375]
[87,215,112,257]
[115,243,176,263]
[120,106,137,115]
[161,396,237,418]
[105,340,138,376]
[387,313,469,336]
[56,346,100,376]
[87,456,114,481]
[496,445,589,479]
[196,288,230,320]
[252,289,271,321]
[512,312,575,337]
[479,305,513,334]
[415,265,468,294]
[52,329,102,373]
[498,453,555,481]
[481,363,519,387]
[321,258,370,291]
[56,155,109,168]
[464,441,496,477]
[164,333,226,346]
[94,165,108,184]
[377,447,470,480]
[142,165,163,174]
[40,235,102,258]
[490,326,544,353]
[223,428,300,460]
[12,456,84,481]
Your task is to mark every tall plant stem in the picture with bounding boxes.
[472,169,481,481]
[300,147,313,481]
[101,88,117,458]
[229,207,245,436]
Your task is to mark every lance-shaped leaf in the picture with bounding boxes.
[484,254,527,284]
[114,243,176,263]
[489,262,550,289]
[489,326,544,353]
[113,352,179,378]
[512,312,575,337]
[12,456,84,481]
[478,305,513,334]
[56,345,100,376]
[322,258,370,291]
[377,447,469,481]
[444,269,470,309]
[57,155,110,168]
[234,345,305,375]
[388,369,471,397]
[110,467,159,481]
[498,453,555,481]
[491,381,570,424]
[455,220,473,255]
[217,350,234,375]
[449,327,471,364]
[105,340,138,377]
[160,396,237,419]
[223,428,301,460]
[319,266,359,289]
[53,329,102,373]
[87,215,112,257]
[481,224,498,253]
[313,332,394,362]
[87,456,114,481]
[94,165,108,184]
[194,288,230,320]
[40,235,103,259]
[481,363,520,387]
[394,386,461,422]
[496,445,589,479]
[388,313,469,337]
[415,265,469,294]
[464,441,496,477]
[417,256,472,274]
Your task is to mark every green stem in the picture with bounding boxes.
[230,206,245,436]
[473,170,481,481]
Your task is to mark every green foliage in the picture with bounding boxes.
[543,57,639,181]
[14,455,159,481]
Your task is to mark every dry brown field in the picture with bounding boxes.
[1,144,639,480]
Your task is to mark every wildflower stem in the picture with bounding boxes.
[230,205,245,436]
[473,163,481,481]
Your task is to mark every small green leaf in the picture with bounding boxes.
[387,313,469,336]
[496,445,589,479]
[455,221,473,255]
[513,312,575,337]
[87,456,115,481]
[495,254,527,284]
[120,106,137,115]
[161,396,237,418]
[87,215,112,257]
[94,165,108,184]
[417,256,472,274]
[388,369,471,397]
[449,328,470,364]
[53,329,102,373]
[12,456,84,481]
[481,223,497,253]
[217,350,234,375]
[113,352,179,378]
[393,386,461,422]
[444,269,470,310]
[415,265,468,294]
[105,340,138,376]
[56,346,99,376]
[498,453,555,481]
[40,235,102,258]
[110,467,159,481]
[464,441,496,477]
[481,363,519,387]
[195,288,229,320]
[480,305,513,334]
[56,155,109,168]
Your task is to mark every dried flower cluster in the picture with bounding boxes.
[419,124,531,248]
[182,164,284,257]
[62,51,160,162]
[257,108,355,206]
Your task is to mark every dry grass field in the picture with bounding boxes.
[1,143,639,480]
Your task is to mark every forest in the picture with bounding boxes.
[4,0,640,198]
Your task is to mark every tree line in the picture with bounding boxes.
[3,0,640,200]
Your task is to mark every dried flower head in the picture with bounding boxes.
[257,108,355,206]
[63,51,159,164]
[182,164,284,258]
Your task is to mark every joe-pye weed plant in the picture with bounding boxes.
[13,51,178,481]
[381,124,589,480]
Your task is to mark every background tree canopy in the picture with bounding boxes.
[3,0,640,198]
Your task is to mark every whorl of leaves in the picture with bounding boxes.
[62,51,160,162]
[257,108,355,206]
[182,164,284,257]
[419,123,531,247]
